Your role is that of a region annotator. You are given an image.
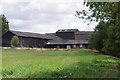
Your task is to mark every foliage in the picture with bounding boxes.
[89,21,107,52]
[76,2,120,57]
[103,25,120,57]
[10,36,19,47]
[0,14,9,35]
[2,49,120,78]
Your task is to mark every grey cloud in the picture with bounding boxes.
[1,1,96,33]
[3,2,76,21]
[10,22,34,30]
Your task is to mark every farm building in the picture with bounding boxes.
[2,29,93,48]
[46,29,92,48]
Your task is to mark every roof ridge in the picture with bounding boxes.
[11,30,44,35]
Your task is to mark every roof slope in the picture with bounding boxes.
[45,33,62,40]
[10,31,61,40]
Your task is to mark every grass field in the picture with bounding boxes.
[2,49,120,78]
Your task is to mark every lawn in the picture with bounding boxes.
[2,49,120,78]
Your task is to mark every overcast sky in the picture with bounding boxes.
[0,0,98,34]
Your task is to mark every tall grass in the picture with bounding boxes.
[2,49,120,78]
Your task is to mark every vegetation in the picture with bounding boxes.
[10,36,19,47]
[0,14,9,35]
[76,2,120,57]
[2,49,120,78]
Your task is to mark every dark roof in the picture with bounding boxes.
[10,31,60,40]
[45,33,62,40]
[56,29,79,33]
[46,39,88,45]
[45,33,55,35]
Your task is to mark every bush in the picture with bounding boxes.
[10,36,19,47]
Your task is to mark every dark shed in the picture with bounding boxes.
[2,31,52,47]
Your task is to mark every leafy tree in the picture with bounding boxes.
[89,21,107,52]
[103,25,120,57]
[0,14,9,35]
[10,36,19,47]
[76,2,120,57]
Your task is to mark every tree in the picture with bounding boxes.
[76,2,120,57]
[89,21,107,52]
[103,25,120,57]
[10,36,19,47]
[0,14,9,35]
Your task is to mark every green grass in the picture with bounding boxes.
[2,49,120,78]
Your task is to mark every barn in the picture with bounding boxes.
[2,31,58,48]
[46,29,93,48]
[2,29,93,48]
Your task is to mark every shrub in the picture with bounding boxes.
[10,36,19,47]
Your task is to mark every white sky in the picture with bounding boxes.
[0,0,98,34]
